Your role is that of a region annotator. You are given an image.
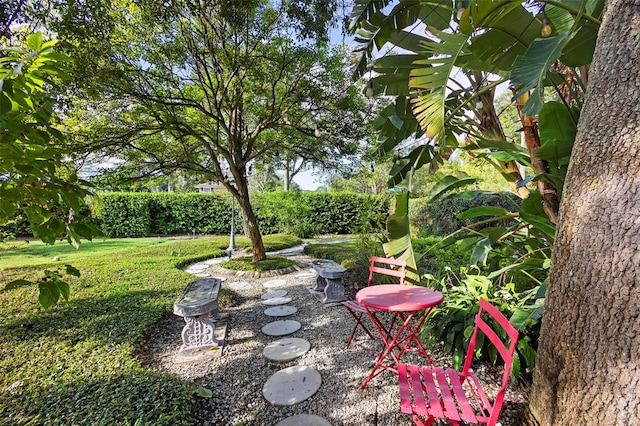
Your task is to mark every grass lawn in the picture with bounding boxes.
[0,234,301,425]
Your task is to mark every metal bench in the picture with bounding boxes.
[173,277,222,356]
[310,259,347,303]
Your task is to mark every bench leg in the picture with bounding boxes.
[313,275,327,292]
[181,314,219,350]
[323,278,345,303]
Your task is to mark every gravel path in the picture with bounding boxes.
[138,245,528,425]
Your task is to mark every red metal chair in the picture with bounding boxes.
[397,298,519,426]
[342,256,407,350]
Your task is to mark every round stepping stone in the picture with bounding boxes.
[264,305,297,317]
[263,337,311,362]
[263,365,322,406]
[261,289,288,300]
[261,320,301,336]
[295,270,317,278]
[274,415,331,426]
[263,278,287,289]
[262,296,292,306]
[227,281,252,291]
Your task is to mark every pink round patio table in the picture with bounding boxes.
[355,285,443,388]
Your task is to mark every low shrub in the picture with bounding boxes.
[413,236,470,280]
[421,268,541,381]
[411,191,521,237]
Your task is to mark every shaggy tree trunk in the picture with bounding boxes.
[228,171,267,263]
[526,2,640,424]
[239,195,266,262]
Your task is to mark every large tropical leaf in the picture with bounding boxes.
[350,1,450,79]
[371,54,417,96]
[546,2,601,67]
[408,29,469,140]
[536,101,578,178]
[383,190,419,284]
[425,172,477,203]
[510,34,569,116]
[467,4,543,72]
[560,20,599,66]
[520,191,556,239]
[349,0,394,31]
[387,144,435,187]
[457,206,511,220]
[375,96,423,156]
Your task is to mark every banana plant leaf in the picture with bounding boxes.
[383,191,419,284]
[457,206,511,220]
[520,191,556,239]
[468,237,491,266]
[387,144,435,187]
[510,34,569,116]
[537,101,578,178]
[376,96,423,156]
[409,29,469,140]
[426,172,476,203]
[510,301,545,331]
[467,3,543,71]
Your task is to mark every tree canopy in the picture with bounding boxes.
[52,0,370,261]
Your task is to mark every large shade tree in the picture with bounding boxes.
[526,1,640,423]
[59,0,368,261]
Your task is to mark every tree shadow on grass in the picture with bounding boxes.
[0,361,194,425]
[1,288,179,347]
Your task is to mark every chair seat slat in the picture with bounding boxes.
[403,364,426,416]
[435,368,461,421]
[398,363,414,414]
[420,366,443,418]
[447,368,478,423]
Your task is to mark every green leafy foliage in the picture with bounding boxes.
[0,235,302,424]
[94,193,231,237]
[412,236,469,280]
[422,268,541,380]
[253,192,390,237]
[411,192,521,237]
[383,191,419,284]
[1,33,104,307]
[510,34,570,116]
[0,34,98,244]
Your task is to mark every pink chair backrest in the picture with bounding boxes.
[367,256,407,286]
[462,298,519,424]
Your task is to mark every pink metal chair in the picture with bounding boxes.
[342,256,407,350]
[397,298,519,426]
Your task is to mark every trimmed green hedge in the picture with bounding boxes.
[93,193,232,238]
[252,191,390,237]
[92,191,389,238]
